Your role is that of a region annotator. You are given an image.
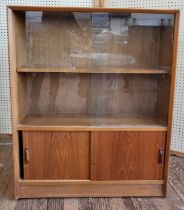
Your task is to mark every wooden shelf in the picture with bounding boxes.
[17,114,167,131]
[17,67,170,74]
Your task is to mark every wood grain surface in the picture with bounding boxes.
[91,131,166,180]
[8,6,179,14]
[22,131,90,180]
[17,66,170,74]
[18,115,167,131]
[17,73,169,122]
[0,144,184,209]
[8,6,179,199]
[20,12,173,70]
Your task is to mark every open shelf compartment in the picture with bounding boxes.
[15,11,174,73]
[17,72,170,130]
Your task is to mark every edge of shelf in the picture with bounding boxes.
[16,125,168,131]
[17,115,168,132]
[19,179,164,185]
[16,67,170,74]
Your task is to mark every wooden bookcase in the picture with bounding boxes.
[8,6,179,198]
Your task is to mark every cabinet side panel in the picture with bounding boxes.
[8,8,21,198]
[163,11,180,196]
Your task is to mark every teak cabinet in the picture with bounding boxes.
[8,6,179,198]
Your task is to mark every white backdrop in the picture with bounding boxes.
[0,0,184,153]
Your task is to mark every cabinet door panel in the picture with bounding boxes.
[91,131,166,180]
[23,131,90,180]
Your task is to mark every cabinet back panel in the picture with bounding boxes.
[20,73,169,118]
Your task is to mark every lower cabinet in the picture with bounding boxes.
[22,131,166,181]
[91,131,166,180]
[22,131,90,179]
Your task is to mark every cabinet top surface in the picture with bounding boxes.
[7,5,179,14]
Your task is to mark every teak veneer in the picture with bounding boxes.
[17,115,167,131]
[17,67,170,74]
[8,6,179,198]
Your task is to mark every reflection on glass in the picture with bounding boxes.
[24,12,174,70]
[16,11,173,128]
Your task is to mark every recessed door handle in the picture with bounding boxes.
[159,148,164,164]
[25,147,30,163]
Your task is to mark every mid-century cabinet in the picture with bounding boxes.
[8,6,179,198]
